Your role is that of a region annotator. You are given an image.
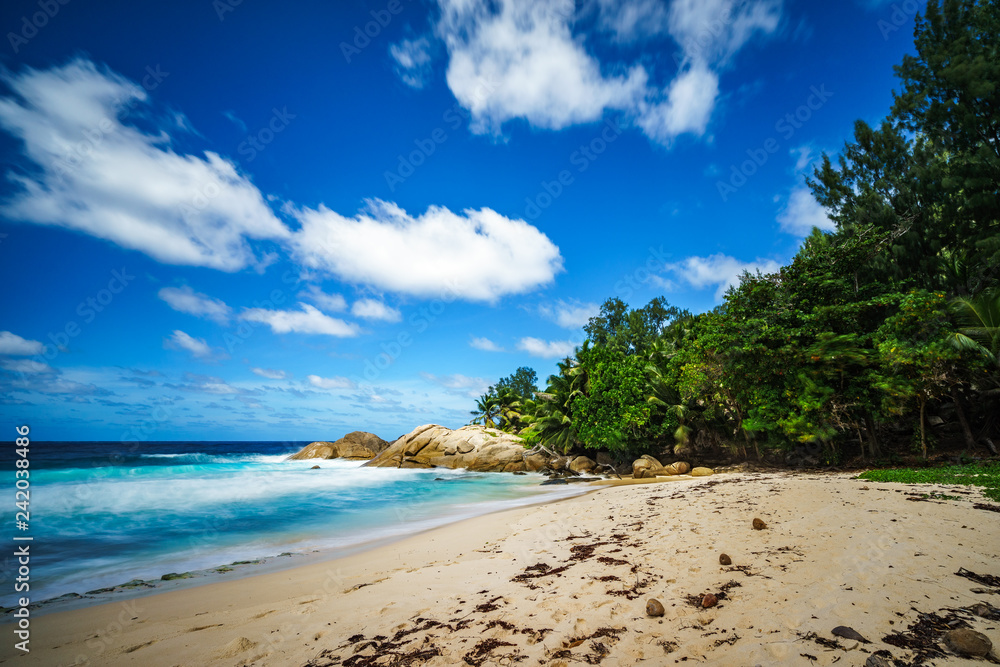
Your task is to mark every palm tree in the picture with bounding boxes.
[950,288,1000,453]
[469,392,500,428]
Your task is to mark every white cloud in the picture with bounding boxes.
[637,63,719,142]
[667,0,782,67]
[0,59,289,272]
[517,337,577,358]
[430,0,781,145]
[1,358,53,374]
[0,331,44,356]
[661,253,782,300]
[165,330,226,360]
[307,374,357,390]
[390,37,434,88]
[240,303,360,337]
[470,336,504,352]
[420,372,491,398]
[351,298,402,323]
[777,187,835,236]
[437,0,648,133]
[290,199,562,302]
[596,0,669,42]
[539,299,600,329]
[158,286,232,324]
[298,284,347,313]
[251,367,287,379]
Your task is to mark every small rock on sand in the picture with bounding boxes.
[944,628,992,658]
[752,518,767,530]
[310,465,320,469]
[865,652,895,667]
[689,467,714,476]
[831,625,869,643]
[719,553,732,566]
[701,593,718,608]
[646,598,665,617]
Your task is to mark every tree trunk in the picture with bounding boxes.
[919,394,927,460]
[950,385,976,450]
[863,410,881,457]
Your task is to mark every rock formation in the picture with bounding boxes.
[363,424,532,472]
[288,431,390,460]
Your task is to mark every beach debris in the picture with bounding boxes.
[646,598,665,617]
[463,638,516,666]
[865,650,896,667]
[956,567,1000,588]
[719,553,732,566]
[752,518,767,530]
[882,608,968,664]
[701,593,718,608]
[973,502,1000,513]
[968,602,1000,619]
[944,628,992,658]
[831,625,869,643]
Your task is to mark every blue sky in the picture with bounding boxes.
[0,0,920,441]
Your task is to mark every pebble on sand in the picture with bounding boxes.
[719,553,732,566]
[701,593,718,608]
[752,518,767,530]
[646,598,665,617]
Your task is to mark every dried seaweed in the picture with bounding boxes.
[462,638,516,666]
[956,567,1000,588]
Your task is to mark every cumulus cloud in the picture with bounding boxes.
[298,284,347,313]
[251,367,287,379]
[0,331,44,356]
[158,286,232,324]
[539,299,600,329]
[0,59,290,271]
[351,298,402,323]
[164,330,227,360]
[777,187,835,236]
[240,303,360,337]
[307,374,357,390]
[390,37,434,88]
[470,336,504,352]
[661,253,782,300]
[437,0,648,133]
[517,337,577,358]
[290,199,562,302]
[429,0,781,145]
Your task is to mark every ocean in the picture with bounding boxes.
[2,440,585,610]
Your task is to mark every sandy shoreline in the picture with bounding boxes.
[2,472,998,666]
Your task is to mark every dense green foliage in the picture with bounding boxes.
[858,462,1000,501]
[473,0,998,463]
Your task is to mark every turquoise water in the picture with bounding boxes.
[2,441,583,607]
